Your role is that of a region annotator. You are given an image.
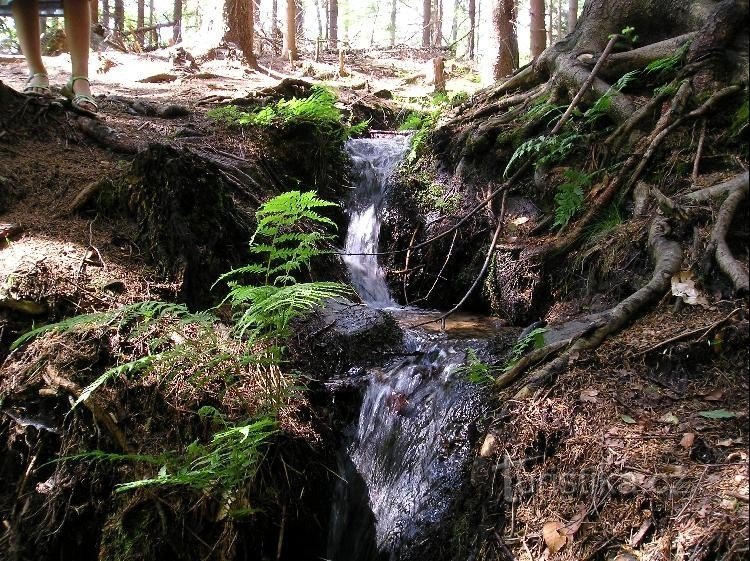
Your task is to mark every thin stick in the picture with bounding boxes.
[411,197,506,328]
[633,308,741,355]
[692,119,706,184]
[550,33,621,136]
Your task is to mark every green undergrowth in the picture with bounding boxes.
[13,190,349,500]
[208,85,367,140]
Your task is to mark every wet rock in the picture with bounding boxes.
[289,298,402,379]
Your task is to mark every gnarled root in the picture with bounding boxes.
[707,180,749,293]
[500,216,683,398]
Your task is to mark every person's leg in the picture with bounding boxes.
[62,0,93,103]
[12,0,49,93]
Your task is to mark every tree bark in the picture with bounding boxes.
[172,0,182,42]
[328,0,338,48]
[295,0,304,42]
[283,0,298,60]
[90,0,99,23]
[434,0,443,46]
[114,0,124,33]
[225,0,257,67]
[530,0,546,57]
[468,0,475,59]
[390,0,397,46]
[136,0,145,45]
[102,0,109,29]
[422,0,432,48]
[490,0,519,80]
[568,0,577,32]
[450,0,459,43]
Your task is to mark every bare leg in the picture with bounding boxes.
[12,0,48,93]
[62,0,94,104]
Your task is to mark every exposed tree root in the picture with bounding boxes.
[599,33,697,79]
[500,216,683,398]
[685,171,750,203]
[707,181,749,293]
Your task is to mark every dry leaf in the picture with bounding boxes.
[479,433,497,457]
[680,432,695,448]
[542,521,568,553]
[580,389,599,403]
[659,412,679,425]
[671,270,709,306]
[704,389,724,401]
[717,437,743,447]
[511,216,530,226]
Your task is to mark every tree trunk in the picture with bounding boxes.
[490,0,518,80]
[547,3,553,44]
[313,0,323,40]
[283,0,298,60]
[468,0,475,58]
[328,0,338,48]
[295,0,304,42]
[102,0,109,29]
[90,0,99,23]
[530,0,546,57]
[568,0,577,31]
[172,0,182,42]
[114,0,124,33]
[390,0,397,46]
[136,0,145,45]
[225,0,257,67]
[272,0,280,39]
[434,0,443,46]
[148,0,155,47]
[450,0,459,43]
[557,0,563,36]
[422,0,432,48]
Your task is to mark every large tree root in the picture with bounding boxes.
[497,216,683,397]
[707,181,749,293]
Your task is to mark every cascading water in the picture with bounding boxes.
[327,136,489,561]
[342,136,409,308]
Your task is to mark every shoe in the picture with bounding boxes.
[23,73,51,96]
[61,75,99,116]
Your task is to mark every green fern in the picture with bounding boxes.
[504,131,583,177]
[115,417,276,492]
[503,327,548,372]
[457,348,500,385]
[584,70,640,123]
[645,42,689,76]
[208,86,367,139]
[553,169,592,229]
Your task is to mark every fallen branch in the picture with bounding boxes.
[684,171,749,203]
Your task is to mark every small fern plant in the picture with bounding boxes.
[553,169,592,229]
[216,190,351,346]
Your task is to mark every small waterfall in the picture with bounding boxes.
[343,136,409,308]
[329,136,489,561]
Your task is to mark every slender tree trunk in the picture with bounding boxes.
[390,0,397,46]
[434,0,443,46]
[283,0,298,60]
[422,0,432,48]
[102,0,109,29]
[313,0,323,40]
[468,0,475,59]
[90,0,99,23]
[295,0,304,41]
[272,0,279,42]
[225,0,257,66]
[530,0,546,58]
[490,0,518,79]
[547,3,553,43]
[136,0,145,45]
[114,0,124,33]
[328,0,338,48]
[172,0,182,42]
[568,0,577,32]
[450,0,459,44]
[148,0,156,46]
[558,0,563,36]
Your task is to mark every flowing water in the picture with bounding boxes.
[342,137,409,308]
[327,137,489,561]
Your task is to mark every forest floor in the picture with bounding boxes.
[0,45,748,561]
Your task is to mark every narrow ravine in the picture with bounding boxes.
[327,136,490,561]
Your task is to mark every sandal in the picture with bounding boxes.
[61,75,99,116]
[23,73,51,96]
